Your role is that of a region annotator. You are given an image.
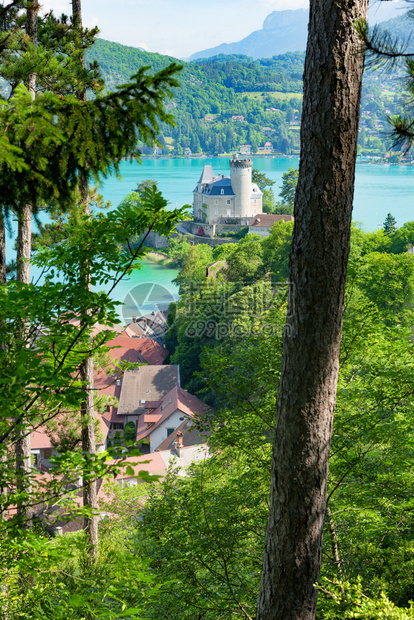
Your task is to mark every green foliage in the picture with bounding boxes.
[278,167,298,208]
[261,220,294,280]
[252,167,276,213]
[1,528,156,619]
[0,184,184,611]
[173,243,213,292]
[124,421,137,443]
[383,212,397,235]
[138,450,270,619]
[224,233,263,283]
[162,234,192,266]
[389,221,414,253]
[356,252,414,325]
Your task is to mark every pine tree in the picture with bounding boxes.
[71,0,98,560]
[256,0,368,616]
[15,0,38,530]
[383,212,397,235]
[0,2,181,539]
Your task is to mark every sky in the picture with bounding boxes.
[42,0,407,59]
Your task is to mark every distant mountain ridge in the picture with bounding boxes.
[189,3,413,61]
[189,9,309,61]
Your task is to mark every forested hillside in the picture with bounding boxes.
[87,38,407,159]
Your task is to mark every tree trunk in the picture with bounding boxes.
[72,0,98,559]
[80,356,98,558]
[256,1,368,618]
[0,209,5,284]
[16,203,32,284]
[14,0,38,530]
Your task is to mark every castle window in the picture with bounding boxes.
[226,199,231,205]
[221,189,224,195]
[254,199,257,205]
[215,199,218,205]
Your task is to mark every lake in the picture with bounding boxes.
[99,156,414,231]
[6,156,414,318]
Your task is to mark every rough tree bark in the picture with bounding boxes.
[15,0,38,530]
[256,0,368,618]
[72,0,99,559]
[0,210,5,284]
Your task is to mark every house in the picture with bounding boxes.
[239,145,251,155]
[122,311,169,343]
[264,141,273,152]
[116,365,180,431]
[184,147,192,157]
[193,157,262,225]
[248,213,294,237]
[109,334,168,365]
[137,310,169,342]
[31,430,58,470]
[135,385,207,452]
[231,115,244,121]
[204,115,214,121]
[121,321,149,339]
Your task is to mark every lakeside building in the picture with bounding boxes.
[193,157,262,225]
[248,213,294,237]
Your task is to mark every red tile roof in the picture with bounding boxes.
[136,386,207,444]
[104,335,168,367]
[248,213,294,227]
[31,428,53,450]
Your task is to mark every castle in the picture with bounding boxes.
[193,157,262,225]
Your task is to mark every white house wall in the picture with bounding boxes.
[149,409,187,452]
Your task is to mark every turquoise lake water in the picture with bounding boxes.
[6,156,414,316]
[99,156,414,231]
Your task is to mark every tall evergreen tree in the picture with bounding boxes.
[256,0,368,617]
[15,0,38,530]
[71,0,98,560]
[384,212,397,235]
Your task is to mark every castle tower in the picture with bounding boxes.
[229,157,253,218]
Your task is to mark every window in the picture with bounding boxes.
[215,199,218,205]
[166,428,175,437]
[220,189,224,195]
[44,448,52,459]
[226,199,231,205]
[110,422,124,430]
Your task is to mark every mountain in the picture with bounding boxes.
[189,9,309,61]
[189,2,411,61]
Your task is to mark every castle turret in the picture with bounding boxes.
[229,157,253,218]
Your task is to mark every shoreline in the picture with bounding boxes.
[145,250,174,266]
[139,153,413,167]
